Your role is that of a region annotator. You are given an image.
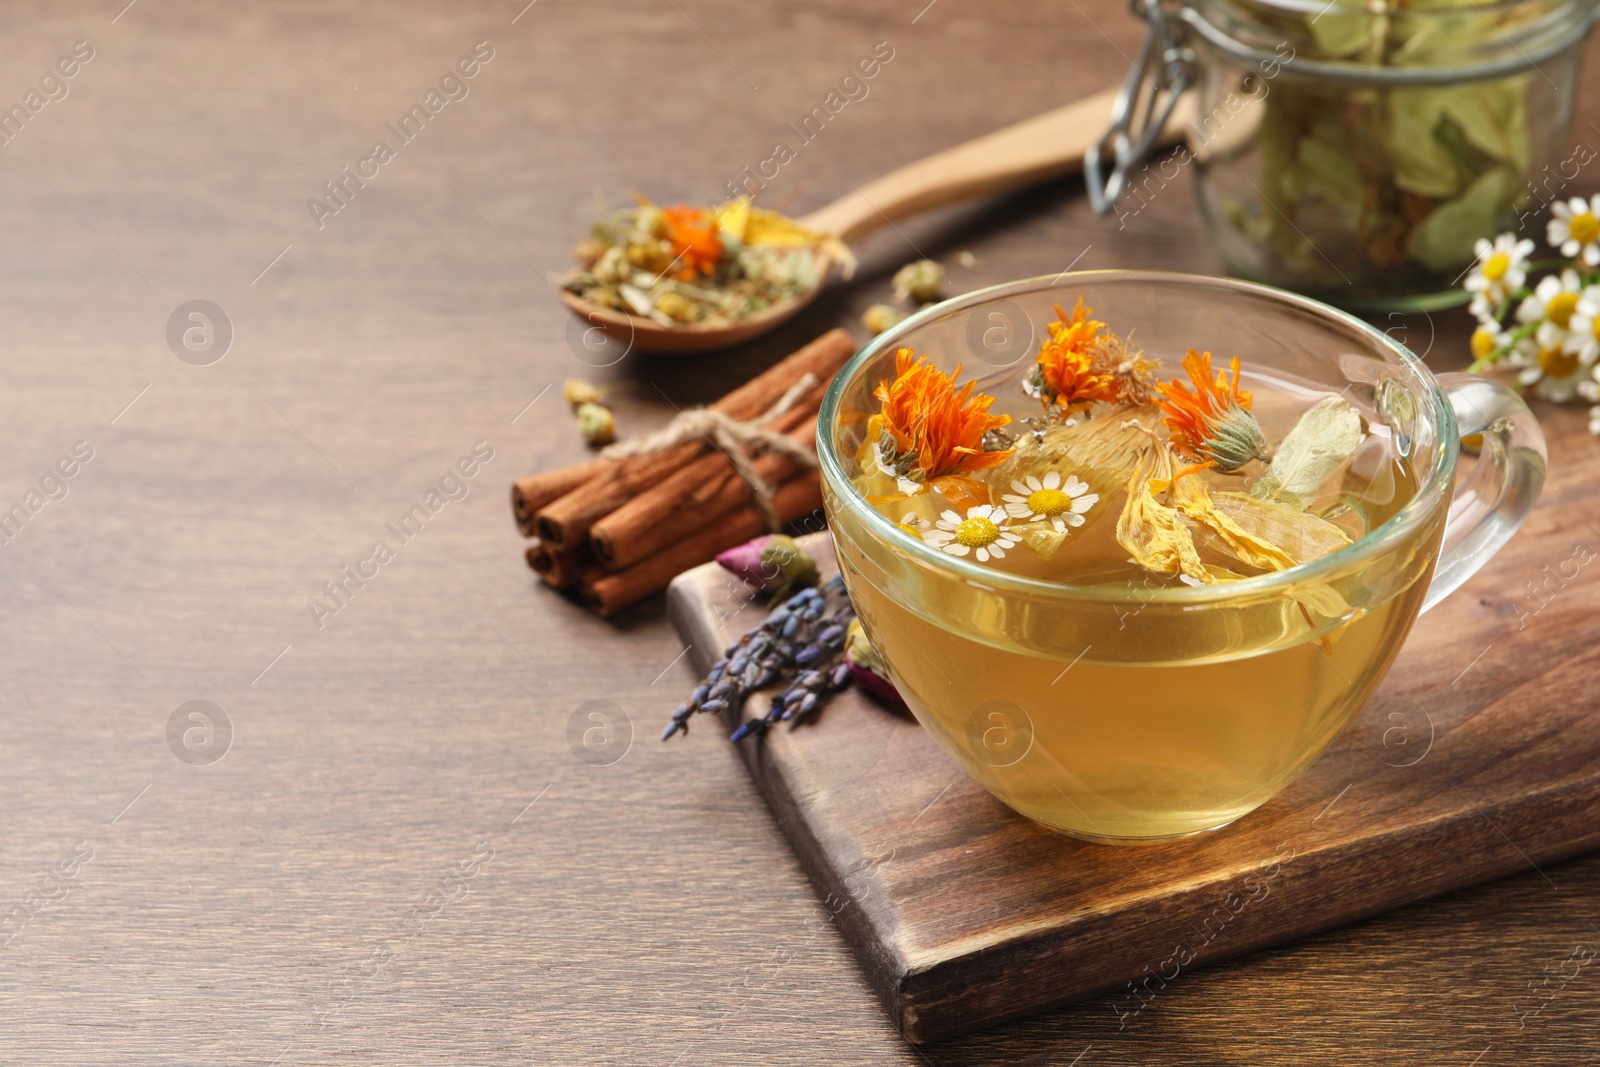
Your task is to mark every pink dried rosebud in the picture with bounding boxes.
[716,535,772,585]
[844,620,908,713]
[716,534,819,603]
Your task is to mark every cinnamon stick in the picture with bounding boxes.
[533,328,855,547]
[589,378,828,569]
[580,474,824,618]
[524,539,590,590]
[512,460,608,538]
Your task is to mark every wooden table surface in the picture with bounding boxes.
[1,1,1597,1063]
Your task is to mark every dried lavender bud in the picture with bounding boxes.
[665,573,862,742]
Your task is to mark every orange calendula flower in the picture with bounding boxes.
[662,205,723,280]
[1026,298,1118,411]
[1154,350,1270,473]
[871,348,1014,487]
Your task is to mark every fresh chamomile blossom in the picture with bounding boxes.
[1548,194,1600,266]
[1589,403,1600,437]
[1469,320,1508,365]
[1001,471,1099,532]
[1563,288,1600,365]
[1517,269,1585,335]
[1512,333,1590,402]
[1466,234,1535,313]
[920,504,1021,563]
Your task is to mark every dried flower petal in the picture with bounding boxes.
[1210,492,1352,565]
[1115,447,1211,582]
[661,205,723,280]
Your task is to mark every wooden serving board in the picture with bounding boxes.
[667,515,1600,1044]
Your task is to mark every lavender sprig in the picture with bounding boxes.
[662,575,854,742]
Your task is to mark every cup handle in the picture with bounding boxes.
[1421,372,1548,614]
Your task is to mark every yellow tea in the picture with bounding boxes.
[831,447,1432,841]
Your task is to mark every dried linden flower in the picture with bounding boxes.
[654,291,701,324]
[573,236,607,270]
[862,303,905,335]
[576,403,616,447]
[892,259,944,304]
[564,378,604,410]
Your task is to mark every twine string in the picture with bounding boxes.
[600,373,819,530]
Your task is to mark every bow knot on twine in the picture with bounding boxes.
[601,373,820,531]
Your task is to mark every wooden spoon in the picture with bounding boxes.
[560,86,1193,356]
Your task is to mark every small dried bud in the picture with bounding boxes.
[564,378,604,410]
[626,240,672,274]
[573,237,607,270]
[844,620,907,713]
[957,250,980,270]
[758,535,821,601]
[654,291,701,323]
[634,204,665,240]
[981,427,1016,453]
[575,403,616,447]
[862,303,906,336]
[892,259,944,304]
[593,246,631,285]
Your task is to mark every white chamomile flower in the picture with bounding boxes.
[1469,319,1508,365]
[1589,405,1600,437]
[1563,288,1600,366]
[1512,333,1587,402]
[1466,234,1534,311]
[1548,195,1600,266]
[1000,470,1100,532]
[920,504,1020,563]
[1517,270,1584,335]
[895,512,927,537]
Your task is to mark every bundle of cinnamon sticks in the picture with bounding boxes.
[513,329,856,616]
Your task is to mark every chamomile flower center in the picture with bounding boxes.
[1481,252,1510,282]
[1470,326,1497,359]
[1539,345,1579,379]
[954,516,1002,547]
[1025,488,1072,517]
[1570,212,1600,246]
[1548,292,1581,330]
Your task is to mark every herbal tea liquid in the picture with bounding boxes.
[830,406,1439,842]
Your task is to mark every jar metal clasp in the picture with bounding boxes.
[1085,0,1194,216]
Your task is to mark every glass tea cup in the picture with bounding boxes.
[818,271,1545,844]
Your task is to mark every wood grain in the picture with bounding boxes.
[0,1,1596,1065]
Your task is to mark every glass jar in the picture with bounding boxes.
[1100,0,1599,311]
